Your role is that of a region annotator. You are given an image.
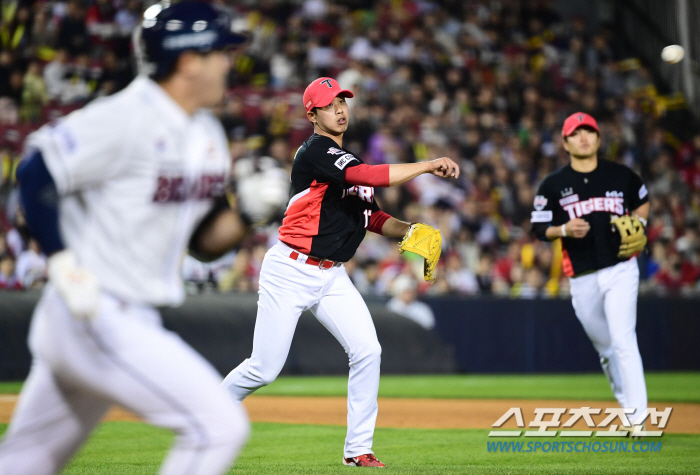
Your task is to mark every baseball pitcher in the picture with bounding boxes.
[531,112,649,428]
[0,3,259,474]
[222,77,458,467]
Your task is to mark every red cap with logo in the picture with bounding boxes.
[561,112,599,138]
[303,77,354,112]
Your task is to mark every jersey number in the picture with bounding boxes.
[363,209,372,228]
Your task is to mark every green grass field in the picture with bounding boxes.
[1,372,699,401]
[1,422,696,475]
[252,372,700,402]
[1,373,699,474]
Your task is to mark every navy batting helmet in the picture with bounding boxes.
[133,1,248,79]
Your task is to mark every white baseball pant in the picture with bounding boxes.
[222,242,381,458]
[0,285,250,475]
[569,258,648,425]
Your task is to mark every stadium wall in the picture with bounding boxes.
[425,296,700,373]
[1,291,698,380]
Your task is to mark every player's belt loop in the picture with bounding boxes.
[289,250,304,263]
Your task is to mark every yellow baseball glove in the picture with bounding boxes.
[398,223,442,282]
[611,215,647,259]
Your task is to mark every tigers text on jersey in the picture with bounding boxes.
[530,159,648,276]
[278,134,380,262]
[27,76,230,306]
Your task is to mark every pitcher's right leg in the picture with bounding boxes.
[601,260,646,425]
[311,269,381,459]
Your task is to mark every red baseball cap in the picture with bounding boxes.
[561,112,599,138]
[303,77,354,112]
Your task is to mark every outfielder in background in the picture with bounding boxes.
[222,77,458,468]
[530,112,650,429]
[0,3,257,474]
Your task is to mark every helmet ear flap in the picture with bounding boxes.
[132,26,156,78]
[132,23,177,80]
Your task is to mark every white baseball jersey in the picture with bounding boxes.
[27,76,230,306]
[0,76,249,475]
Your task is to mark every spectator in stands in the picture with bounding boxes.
[218,249,255,293]
[0,232,7,258]
[94,50,131,96]
[5,205,27,259]
[475,253,495,294]
[86,0,116,40]
[21,60,48,123]
[56,0,88,56]
[266,137,293,173]
[0,102,19,136]
[269,41,299,89]
[220,95,247,141]
[43,48,69,101]
[0,253,21,290]
[444,252,479,294]
[349,258,384,297]
[654,251,692,295]
[511,267,545,299]
[494,242,521,285]
[681,153,700,192]
[0,147,16,192]
[61,53,94,104]
[28,4,57,51]
[387,275,435,330]
[0,0,697,297]
[0,4,31,52]
[0,50,14,96]
[4,70,24,108]
[114,0,142,35]
[182,254,213,294]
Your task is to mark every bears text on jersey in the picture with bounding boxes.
[153,173,226,203]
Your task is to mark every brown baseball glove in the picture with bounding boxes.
[398,223,442,282]
[611,215,647,259]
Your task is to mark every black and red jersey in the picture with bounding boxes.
[278,134,380,262]
[530,159,648,276]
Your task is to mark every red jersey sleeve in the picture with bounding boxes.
[344,164,390,187]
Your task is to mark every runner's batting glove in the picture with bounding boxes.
[398,223,442,283]
[611,215,647,259]
[48,250,100,321]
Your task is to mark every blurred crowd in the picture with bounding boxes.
[2,0,700,299]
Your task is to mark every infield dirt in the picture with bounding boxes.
[1,395,698,433]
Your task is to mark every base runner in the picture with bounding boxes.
[0,3,256,473]
[222,77,458,467]
[530,112,649,428]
